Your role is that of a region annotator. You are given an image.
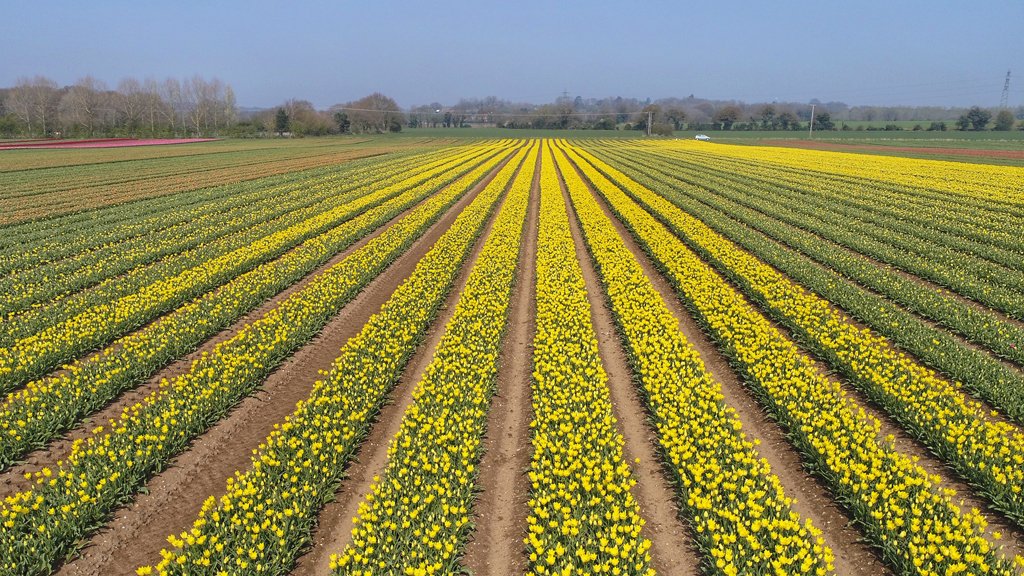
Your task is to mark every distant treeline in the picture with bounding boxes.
[407,96,1024,132]
[4,78,1022,138]
[0,75,236,138]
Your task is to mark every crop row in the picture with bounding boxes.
[0,146,393,225]
[587,145,1024,418]
[633,146,1024,315]
[553,143,833,575]
[597,147,1024,527]
[0,145,512,470]
[0,145,454,273]
[137,144,530,575]
[569,146,1013,575]
[522,144,651,575]
[0,142,518,575]
[667,147,1024,273]
[679,141,1023,207]
[650,145,1024,285]
[0,145,491,346]
[0,154,372,266]
[632,145,1024,322]
[0,144,504,392]
[650,142,1024,253]
[0,146,457,313]
[330,143,537,574]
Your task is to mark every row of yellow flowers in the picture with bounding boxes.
[657,140,1023,205]
[586,142,1024,404]
[524,143,651,575]
[0,145,460,326]
[138,144,529,575]
[629,142,1024,286]
[635,140,1021,252]
[568,146,1017,575]
[0,142,520,575]
[0,145,503,471]
[553,141,834,575]
[329,143,537,574]
[624,142,1024,321]
[0,147,470,349]
[591,145,1024,526]
[0,144,504,393]
[0,148,412,275]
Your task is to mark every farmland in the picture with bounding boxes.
[0,136,1023,576]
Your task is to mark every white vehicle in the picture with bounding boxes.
[694,134,711,141]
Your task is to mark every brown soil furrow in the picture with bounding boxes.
[287,156,520,576]
[0,170,468,499]
[461,151,540,575]
[48,159,511,576]
[561,170,701,575]
[573,161,888,575]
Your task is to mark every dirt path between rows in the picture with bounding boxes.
[461,152,540,575]
[568,157,889,575]
[48,157,513,576]
[287,155,523,576]
[560,166,701,575]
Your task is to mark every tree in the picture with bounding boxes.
[759,104,777,129]
[714,105,741,130]
[777,110,800,130]
[663,106,686,130]
[58,76,107,136]
[275,108,289,135]
[344,92,404,133]
[6,76,59,136]
[812,111,835,131]
[116,77,145,135]
[334,111,350,133]
[957,106,991,131]
[994,109,1016,131]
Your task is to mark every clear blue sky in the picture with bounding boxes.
[4,0,1022,109]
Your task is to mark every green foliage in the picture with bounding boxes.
[993,109,1016,131]
[957,106,991,131]
[274,108,290,135]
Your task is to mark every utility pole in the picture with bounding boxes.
[1001,70,1012,109]
[647,111,653,137]
[809,104,816,139]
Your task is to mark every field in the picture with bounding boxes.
[0,136,1023,576]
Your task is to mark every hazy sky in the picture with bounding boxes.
[4,0,1023,109]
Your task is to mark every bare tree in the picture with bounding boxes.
[116,77,145,135]
[345,92,404,133]
[6,76,59,136]
[141,77,167,135]
[59,76,108,136]
[160,77,183,135]
[5,80,36,134]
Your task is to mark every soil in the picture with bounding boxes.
[46,156,511,576]
[461,152,540,575]
[288,154,519,576]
